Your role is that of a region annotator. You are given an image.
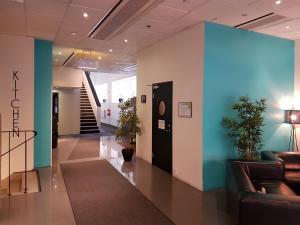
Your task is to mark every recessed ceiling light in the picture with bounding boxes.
[124,39,128,43]
[275,0,281,5]
[58,51,62,55]
[83,12,88,18]
[109,49,113,52]
[71,32,76,36]
[98,56,102,60]
[286,25,290,29]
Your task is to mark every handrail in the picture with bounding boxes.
[0,130,37,157]
[0,130,37,195]
[84,71,101,107]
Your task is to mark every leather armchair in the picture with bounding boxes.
[227,160,300,225]
[261,151,300,195]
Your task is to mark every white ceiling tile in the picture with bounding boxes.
[58,5,106,38]
[215,5,270,26]
[255,18,300,33]
[162,0,209,12]
[54,31,84,46]
[277,3,300,18]
[26,0,67,17]
[71,0,120,11]
[145,4,188,23]
[27,30,56,40]
[249,0,300,12]
[225,0,260,6]
[27,12,61,35]
[189,0,239,21]
[0,1,25,35]
[156,15,202,35]
[131,18,169,34]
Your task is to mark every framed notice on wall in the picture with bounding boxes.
[178,102,192,118]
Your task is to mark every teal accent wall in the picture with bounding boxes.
[203,22,294,190]
[34,39,52,168]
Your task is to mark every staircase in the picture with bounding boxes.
[80,83,100,134]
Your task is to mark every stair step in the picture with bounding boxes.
[80,107,92,110]
[81,113,94,116]
[80,123,98,126]
[81,119,97,123]
[80,129,100,134]
[80,126,99,130]
[81,109,93,112]
[80,116,96,121]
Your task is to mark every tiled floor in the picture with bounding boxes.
[0,135,233,225]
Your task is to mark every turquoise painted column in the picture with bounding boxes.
[34,39,52,168]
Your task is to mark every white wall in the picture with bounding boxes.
[53,66,82,88]
[0,34,34,179]
[294,40,300,107]
[52,66,83,135]
[90,72,136,127]
[56,89,81,135]
[294,40,300,149]
[136,23,204,190]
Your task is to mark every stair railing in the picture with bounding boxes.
[0,130,37,196]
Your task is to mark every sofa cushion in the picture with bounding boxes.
[253,180,297,196]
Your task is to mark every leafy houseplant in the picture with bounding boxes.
[116,97,141,161]
[222,96,267,161]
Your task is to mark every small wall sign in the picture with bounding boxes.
[141,95,146,103]
[178,102,192,118]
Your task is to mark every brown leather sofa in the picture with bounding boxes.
[262,151,300,195]
[227,160,300,225]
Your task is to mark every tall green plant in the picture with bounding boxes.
[116,98,141,146]
[222,96,267,161]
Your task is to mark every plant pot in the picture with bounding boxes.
[122,148,134,161]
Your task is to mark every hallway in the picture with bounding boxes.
[0,135,232,225]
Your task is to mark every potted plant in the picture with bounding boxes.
[222,96,267,161]
[116,97,141,161]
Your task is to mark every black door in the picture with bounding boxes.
[152,81,172,173]
[52,92,59,148]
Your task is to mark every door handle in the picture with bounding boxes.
[167,124,171,132]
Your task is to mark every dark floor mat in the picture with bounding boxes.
[60,160,174,225]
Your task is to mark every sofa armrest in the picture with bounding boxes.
[261,151,284,163]
[242,161,284,181]
[276,152,300,170]
[240,192,300,225]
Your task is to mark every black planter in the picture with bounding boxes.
[122,148,134,161]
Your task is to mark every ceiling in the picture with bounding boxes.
[1,0,300,72]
